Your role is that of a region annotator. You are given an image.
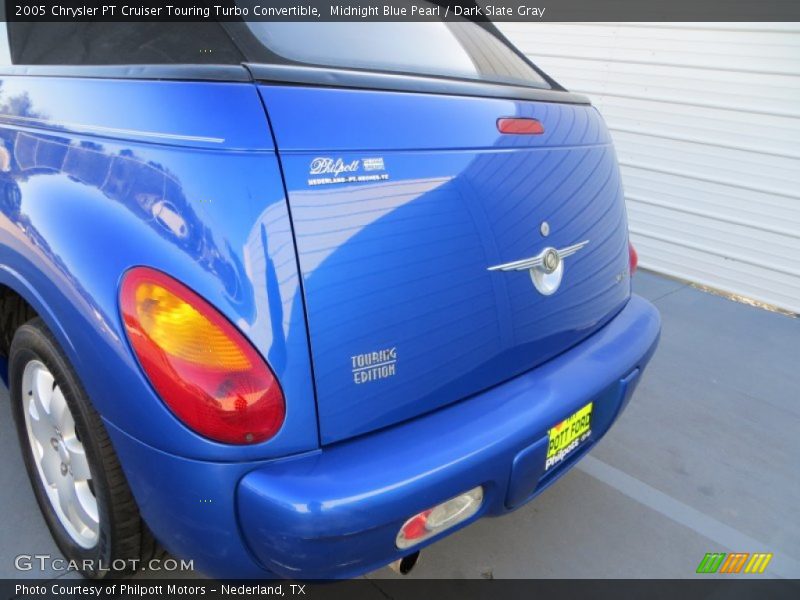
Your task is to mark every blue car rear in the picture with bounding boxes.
[0,20,659,579]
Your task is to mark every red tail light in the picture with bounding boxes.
[120,267,284,444]
[497,117,544,135]
[629,242,639,275]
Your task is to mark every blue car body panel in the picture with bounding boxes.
[260,85,630,444]
[0,76,318,460]
[0,71,660,579]
[236,295,659,579]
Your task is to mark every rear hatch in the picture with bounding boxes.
[261,83,631,445]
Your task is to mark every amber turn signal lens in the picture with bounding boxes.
[132,282,251,371]
[120,267,284,444]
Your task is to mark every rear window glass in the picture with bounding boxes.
[240,22,548,88]
[6,23,245,65]
[3,20,548,89]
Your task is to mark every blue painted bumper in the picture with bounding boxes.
[107,295,657,579]
[236,294,660,579]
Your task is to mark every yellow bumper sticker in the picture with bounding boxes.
[545,402,593,471]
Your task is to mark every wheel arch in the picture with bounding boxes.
[0,268,78,386]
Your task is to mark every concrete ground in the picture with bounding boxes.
[1,271,798,580]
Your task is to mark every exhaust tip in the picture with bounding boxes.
[389,551,420,575]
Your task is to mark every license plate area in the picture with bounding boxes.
[545,402,593,472]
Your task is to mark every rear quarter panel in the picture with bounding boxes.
[0,75,318,461]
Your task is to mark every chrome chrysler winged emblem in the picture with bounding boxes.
[488,241,589,296]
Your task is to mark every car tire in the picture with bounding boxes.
[9,317,159,578]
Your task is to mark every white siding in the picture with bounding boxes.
[498,23,800,313]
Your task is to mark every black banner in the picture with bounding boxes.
[0,578,800,600]
[4,0,800,22]
[5,579,800,600]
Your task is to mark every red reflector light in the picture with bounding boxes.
[396,487,483,549]
[497,117,544,135]
[629,242,639,275]
[400,510,432,541]
[120,267,285,444]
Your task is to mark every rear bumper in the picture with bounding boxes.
[237,294,661,579]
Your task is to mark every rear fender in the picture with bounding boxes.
[0,75,318,461]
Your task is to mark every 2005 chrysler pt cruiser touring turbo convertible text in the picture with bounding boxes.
[0,19,660,579]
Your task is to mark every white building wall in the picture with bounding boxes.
[498,22,800,313]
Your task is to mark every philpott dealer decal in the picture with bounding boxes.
[308,156,389,186]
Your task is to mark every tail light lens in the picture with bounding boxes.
[497,117,544,135]
[120,267,284,444]
[629,241,639,275]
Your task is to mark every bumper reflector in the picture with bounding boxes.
[396,486,483,549]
